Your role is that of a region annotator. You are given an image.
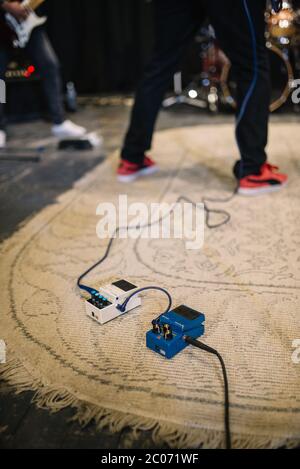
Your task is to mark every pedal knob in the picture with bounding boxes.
[163,324,173,340]
[152,320,160,334]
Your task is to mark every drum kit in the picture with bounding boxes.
[163,1,300,113]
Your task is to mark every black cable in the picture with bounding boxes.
[178,192,236,230]
[77,192,235,293]
[184,336,231,450]
[117,286,172,315]
[77,235,115,294]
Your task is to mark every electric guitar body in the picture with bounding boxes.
[0,0,46,49]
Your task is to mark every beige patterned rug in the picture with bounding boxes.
[1,123,300,449]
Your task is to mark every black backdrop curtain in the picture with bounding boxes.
[42,0,300,94]
[44,0,155,94]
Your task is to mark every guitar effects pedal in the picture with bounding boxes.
[146,305,205,359]
[85,279,141,325]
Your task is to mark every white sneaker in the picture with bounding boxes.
[0,130,6,149]
[85,132,103,148]
[52,120,86,139]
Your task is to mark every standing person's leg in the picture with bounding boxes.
[26,27,86,138]
[120,0,204,181]
[26,27,65,125]
[207,0,270,178]
[207,0,287,194]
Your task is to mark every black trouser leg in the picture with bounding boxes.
[0,48,9,131]
[26,27,65,125]
[122,0,204,164]
[207,0,270,178]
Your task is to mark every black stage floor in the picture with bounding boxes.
[0,102,299,449]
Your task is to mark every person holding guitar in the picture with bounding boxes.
[0,0,87,148]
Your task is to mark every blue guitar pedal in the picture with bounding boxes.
[146,305,205,359]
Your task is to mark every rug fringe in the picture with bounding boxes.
[1,357,299,449]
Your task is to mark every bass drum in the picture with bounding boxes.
[266,6,296,45]
[220,43,294,112]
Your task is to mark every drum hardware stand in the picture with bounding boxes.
[221,41,295,113]
[162,71,207,110]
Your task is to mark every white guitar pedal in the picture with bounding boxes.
[85,280,141,325]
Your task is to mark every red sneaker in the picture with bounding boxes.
[238,163,288,196]
[117,156,158,183]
